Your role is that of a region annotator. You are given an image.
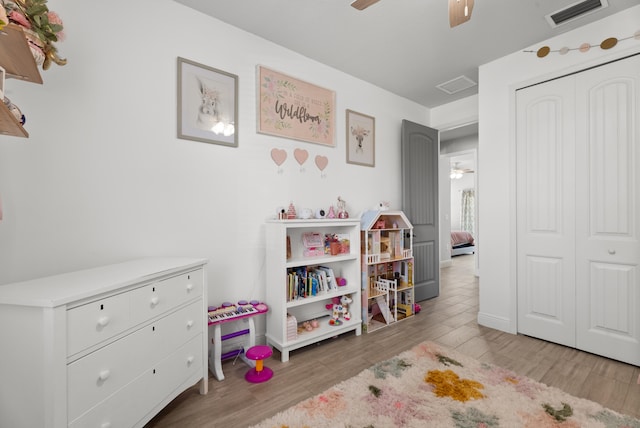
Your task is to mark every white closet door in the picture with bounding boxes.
[575,55,640,365]
[516,77,577,347]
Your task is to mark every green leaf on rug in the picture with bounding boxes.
[368,385,382,398]
[371,357,412,379]
[437,353,463,367]
[452,407,500,428]
[542,402,573,422]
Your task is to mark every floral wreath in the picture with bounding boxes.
[0,0,67,70]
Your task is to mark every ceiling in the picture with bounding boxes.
[174,0,638,109]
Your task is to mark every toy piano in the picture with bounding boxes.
[207,300,268,381]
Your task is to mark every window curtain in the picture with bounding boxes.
[461,189,475,234]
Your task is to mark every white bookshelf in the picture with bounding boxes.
[265,219,362,362]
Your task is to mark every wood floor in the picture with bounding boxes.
[146,254,640,427]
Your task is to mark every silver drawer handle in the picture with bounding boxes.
[150,296,160,306]
[97,316,110,328]
[98,369,111,381]
[608,249,616,255]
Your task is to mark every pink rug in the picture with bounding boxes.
[251,340,639,427]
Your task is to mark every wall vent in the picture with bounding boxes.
[545,0,608,28]
[436,75,477,95]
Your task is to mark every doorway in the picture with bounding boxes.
[440,123,479,277]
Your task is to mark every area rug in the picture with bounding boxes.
[251,340,640,428]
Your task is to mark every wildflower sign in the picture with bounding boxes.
[258,66,335,147]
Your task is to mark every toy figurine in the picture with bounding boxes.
[340,295,352,321]
[327,205,336,219]
[286,202,297,219]
[337,196,349,219]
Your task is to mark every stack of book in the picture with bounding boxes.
[286,265,339,301]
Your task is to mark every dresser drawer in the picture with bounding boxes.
[153,300,203,356]
[130,270,203,325]
[162,269,204,307]
[67,321,155,422]
[67,292,131,357]
[67,300,203,421]
[68,334,204,428]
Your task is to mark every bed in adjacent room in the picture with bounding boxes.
[451,230,475,256]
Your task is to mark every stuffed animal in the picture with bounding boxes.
[325,295,352,325]
[340,295,352,321]
[330,297,344,321]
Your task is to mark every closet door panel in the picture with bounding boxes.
[516,77,576,347]
[575,55,640,365]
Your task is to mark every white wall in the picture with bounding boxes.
[431,95,478,130]
[478,5,640,332]
[0,0,429,329]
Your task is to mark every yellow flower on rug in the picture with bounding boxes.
[425,369,485,402]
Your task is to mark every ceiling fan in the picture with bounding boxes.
[350,0,474,28]
[450,162,475,180]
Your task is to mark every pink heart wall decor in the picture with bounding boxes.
[294,148,309,165]
[315,155,328,171]
[270,148,287,166]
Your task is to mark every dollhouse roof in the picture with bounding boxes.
[360,210,413,230]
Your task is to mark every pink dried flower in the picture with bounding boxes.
[47,11,65,41]
[47,11,63,25]
[8,10,30,28]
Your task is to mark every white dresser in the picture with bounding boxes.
[0,257,209,428]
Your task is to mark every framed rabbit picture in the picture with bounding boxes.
[177,57,238,147]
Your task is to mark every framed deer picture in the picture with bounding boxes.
[346,109,375,167]
[177,57,238,147]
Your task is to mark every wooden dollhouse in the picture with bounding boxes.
[360,210,415,333]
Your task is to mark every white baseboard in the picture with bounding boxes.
[477,312,515,334]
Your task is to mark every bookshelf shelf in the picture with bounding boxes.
[285,253,358,268]
[360,210,415,333]
[265,218,362,362]
[286,284,360,308]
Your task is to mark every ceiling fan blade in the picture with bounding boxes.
[449,0,474,28]
[351,0,381,11]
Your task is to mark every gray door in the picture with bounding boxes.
[401,120,440,301]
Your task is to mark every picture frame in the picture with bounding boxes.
[346,109,375,167]
[0,66,4,99]
[257,66,335,147]
[177,57,238,147]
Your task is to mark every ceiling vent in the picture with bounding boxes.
[545,0,608,28]
[436,75,477,95]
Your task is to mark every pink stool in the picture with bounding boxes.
[245,345,273,383]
